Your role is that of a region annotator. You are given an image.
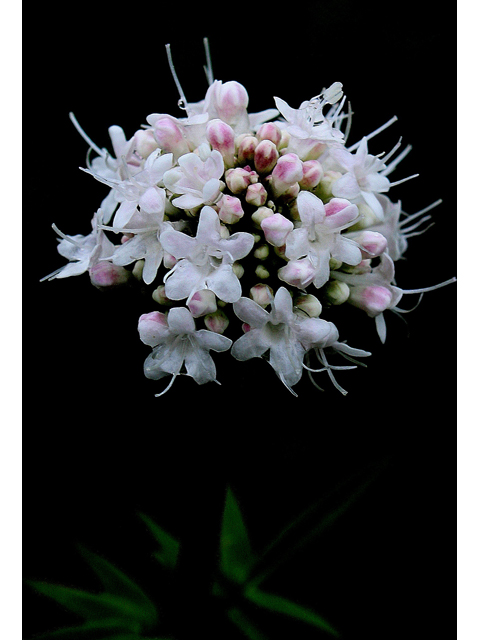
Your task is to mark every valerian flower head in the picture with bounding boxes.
[139,307,232,395]
[42,38,455,397]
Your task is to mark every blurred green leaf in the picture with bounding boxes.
[244,586,339,637]
[138,513,180,570]
[77,546,157,626]
[227,607,269,640]
[29,619,138,640]
[219,487,256,584]
[27,582,150,631]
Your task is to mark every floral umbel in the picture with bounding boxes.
[43,39,455,396]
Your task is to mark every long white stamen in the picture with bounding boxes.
[39,267,64,282]
[203,37,214,85]
[388,173,419,188]
[165,44,189,114]
[155,373,178,397]
[69,112,105,157]
[348,116,398,151]
[404,223,436,238]
[399,199,443,226]
[401,277,457,295]
[316,348,349,395]
[393,294,424,313]
[51,223,83,248]
[401,215,433,234]
[381,137,403,164]
[382,144,412,176]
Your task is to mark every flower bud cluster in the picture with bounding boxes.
[46,40,455,396]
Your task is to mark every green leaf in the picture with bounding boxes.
[138,513,180,570]
[77,546,157,626]
[244,586,339,637]
[227,607,269,640]
[219,487,256,584]
[27,582,150,630]
[29,619,138,640]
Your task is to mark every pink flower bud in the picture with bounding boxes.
[256,122,282,147]
[324,198,359,229]
[260,213,294,247]
[206,119,236,168]
[153,117,190,157]
[204,309,229,334]
[351,230,388,258]
[250,283,273,308]
[245,182,268,207]
[348,285,393,317]
[163,252,177,270]
[215,81,249,124]
[254,139,279,174]
[277,258,316,288]
[270,153,304,197]
[225,167,258,194]
[236,135,259,165]
[133,129,160,159]
[187,289,218,318]
[299,160,324,190]
[138,311,168,346]
[89,262,130,289]
[218,195,244,224]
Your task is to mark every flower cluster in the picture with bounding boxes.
[44,40,455,396]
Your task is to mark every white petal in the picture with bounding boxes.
[167,306,196,334]
[195,330,232,352]
[206,264,242,303]
[231,330,269,361]
[139,186,165,215]
[160,229,196,259]
[233,297,270,328]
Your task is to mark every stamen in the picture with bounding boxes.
[69,112,105,158]
[382,144,413,176]
[348,116,398,152]
[388,173,419,188]
[399,199,442,227]
[165,44,189,114]
[393,293,424,313]
[155,373,178,397]
[401,277,457,295]
[203,37,214,85]
[404,223,436,238]
[316,348,349,395]
[51,223,83,248]
[277,371,299,397]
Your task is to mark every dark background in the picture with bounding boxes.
[24,2,456,639]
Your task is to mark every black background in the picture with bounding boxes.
[24,2,456,639]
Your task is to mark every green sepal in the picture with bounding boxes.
[138,513,180,570]
[226,607,269,640]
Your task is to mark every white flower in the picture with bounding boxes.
[82,150,173,229]
[281,191,362,289]
[160,206,254,303]
[231,286,335,394]
[330,137,392,220]
[41,210,114,281]
[163,150,224,210]
[139,307,232,395]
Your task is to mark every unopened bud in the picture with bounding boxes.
[245,182,268,207]
[206,119,236,168]
[255,264,270,279]
[294,293,322,317]
[348,285,393,317]
[254,244,270,260]
[133,129,160,158]
[302,141,326,161]
[232,261,244,278]
[324,280,350,305]
[270,153,304,197]
[225,167,255,194]
[218,195,244,224]
[89,262,130,289]
[256,122,282,147]
[204,309,229,334]
[236,135,258,165]
[153,117,190,157]
[138,311,168,346]
[163,252,177,270]
[299,160,324,190]
[250,283,273,307]
[152,284,175,306]
[314,170,342,201]
[278,258,315,288]
[348,203,380,231]
[260,212,294,247]
[132,260,145,280]
[188,289,218,317]
[278,130,291,151]
[324,198,359,228]
[351,230,388,258]
[251,206,274,228]
[254,139,279,174]
[215,81,249,125]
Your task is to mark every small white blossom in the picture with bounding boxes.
[139,307,232,395]
[163,150,224,210]
[160,206,254,303]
